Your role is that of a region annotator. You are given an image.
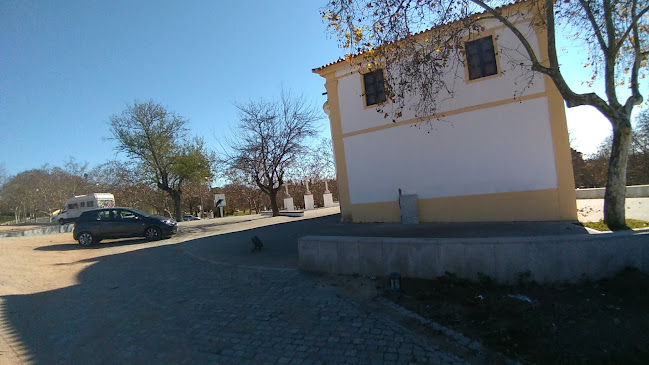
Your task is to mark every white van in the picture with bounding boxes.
[56,193,115,225]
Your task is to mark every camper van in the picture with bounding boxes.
[56,193,115,225]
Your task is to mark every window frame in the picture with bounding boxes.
[464,34,500,82]
[361,68,388,107]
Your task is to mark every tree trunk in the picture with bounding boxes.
[604,117,632,230]
[170,190,183,221]
[269,189,280,217]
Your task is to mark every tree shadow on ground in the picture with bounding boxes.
[2,242,316,364]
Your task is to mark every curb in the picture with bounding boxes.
[0,224,74,238]
[377,297,484,354]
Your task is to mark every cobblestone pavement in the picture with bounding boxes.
[1,235,469,364]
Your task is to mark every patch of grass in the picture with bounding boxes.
[580,219,649,231]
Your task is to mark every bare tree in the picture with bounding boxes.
[0,169,54,222]
[289,137,337,182]
[89,160,167,214]
[218,169,270,215]
[109,100,216,221]
[183,182,214,216]
[629,109,649,184]
[0,163,7,189]
[225,90,321,216]
[323,0,648,229]
[0,164,97,222]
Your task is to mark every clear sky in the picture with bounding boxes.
[1,1,646,177]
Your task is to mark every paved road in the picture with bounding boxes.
[0,213,470,364]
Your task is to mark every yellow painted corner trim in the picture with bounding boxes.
[534,21,577,220]
[323,78,354,222]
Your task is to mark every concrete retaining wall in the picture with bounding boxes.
[0,224,74,238]
[576,184,649,199]
[298,230,649,284]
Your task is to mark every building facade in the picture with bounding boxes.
[313,2,577,223]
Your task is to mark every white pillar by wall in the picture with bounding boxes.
[304,195,314,210]
[323,193,335,207]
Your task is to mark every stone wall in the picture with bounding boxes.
[298,231,649,284]
[576,185,649,199]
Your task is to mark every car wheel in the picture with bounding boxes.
[145,226,162,241]
[78,232,95,246]
[59,219,65,225]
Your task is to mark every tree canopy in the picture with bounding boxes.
[109,100,216,221]
[224,90,321,216]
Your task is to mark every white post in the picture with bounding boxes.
[304,177,314,210]
[283,182,294,211]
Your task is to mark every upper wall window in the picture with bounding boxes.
[466,36,498,80]
[363,69,387,106]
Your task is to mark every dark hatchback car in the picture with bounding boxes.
[73,207,178,246]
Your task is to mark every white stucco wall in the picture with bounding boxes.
[343,97,558,204]
[336,21,546,135]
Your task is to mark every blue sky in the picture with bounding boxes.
[1,1,338,177]
[1,1,645,177]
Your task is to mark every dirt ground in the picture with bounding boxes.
[0,233,84,296]
[576,197,648,222]
[0,232,188,364]
[389,269,649,364]
[0,233,88,364]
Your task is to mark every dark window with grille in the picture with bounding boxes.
[466,36,498,80]
[363,69,387,106]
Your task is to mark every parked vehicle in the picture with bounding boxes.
[73,207,178,246]
[183,215,201,221]
[55,193,115,225]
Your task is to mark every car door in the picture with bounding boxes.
[116,209,145,238]
[79,210,103,236]
[96,209,124,238]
